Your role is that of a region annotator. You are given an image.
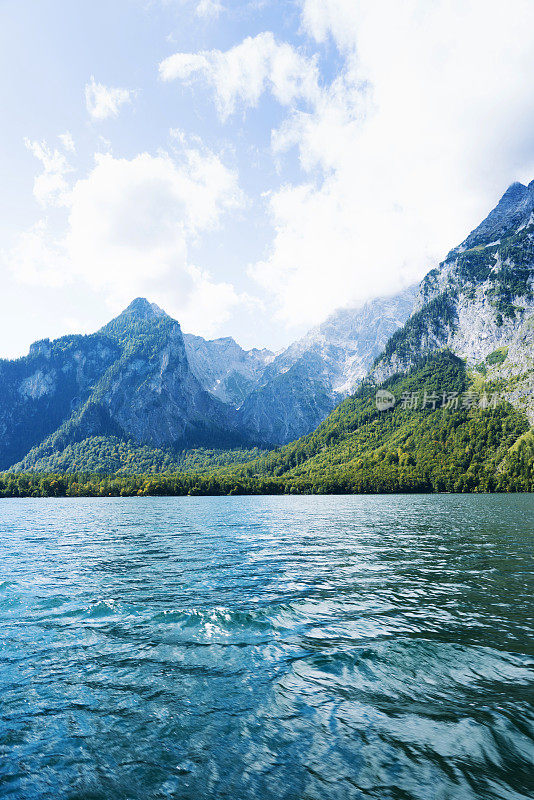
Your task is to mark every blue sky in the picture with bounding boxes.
[2,0,534,358]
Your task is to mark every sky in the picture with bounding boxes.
[2,0,534,359]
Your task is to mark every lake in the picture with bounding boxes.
[0,495,533,799]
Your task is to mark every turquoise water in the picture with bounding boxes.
[0,495,533,800]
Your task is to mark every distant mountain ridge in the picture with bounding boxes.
[2,177,533,475]
[183,333,274,407]
[236,287,417,444]
[0,287,416,469]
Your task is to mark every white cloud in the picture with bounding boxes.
[161,8,534,328]
[85,76,134,120]
[5,220,68,288]
[59,132,75,153]
[300,0,360,52]
[176,264,249,336]
[195,0,223,19]
[8,2,534,350]
[251,0,534,326]
[160,53,209,83]
[66,149,243,294]
[159,32,320,119]
[7,145,248,335]
[24,138,73,207]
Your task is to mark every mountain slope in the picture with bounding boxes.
[372,181,534,422]
[183,333,273,406]
[236,286,417,444]
[273,285,418,394]
[231,351,533,492]
[11,436,262,476]
[0,333,119,470]
[9,300,250,470]
[3,352,531,494]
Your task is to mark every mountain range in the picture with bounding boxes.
[1,179,533,476]
[0,283,416,470]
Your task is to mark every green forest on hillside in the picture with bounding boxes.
[11,438,263,476]
[1,352,532,496]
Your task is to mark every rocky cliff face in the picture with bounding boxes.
[236,354,336,446]
[4,300,249,470]
[459,181,534,250]
[280,286,418,394]
[183,334,274,407]
[0,288,423,467]
[236,286,417,444]
[0,334,119,469]
[372,181,534,422]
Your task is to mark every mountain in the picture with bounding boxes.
[90,298,244,447]
[3,299,250,471]
[5,352,532,494]
[183,334,273,407]
[268,286,418,394]
[235,286,417,444]
[2,178,533,478]
[1,286,415,471]
[372,180,534,423]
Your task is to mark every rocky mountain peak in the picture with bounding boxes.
[503,181,528,197]
[99,298,176,345]
[372,178,534,422]
[460,179,534,250]
[28,339,52,359]
[123,297,166,320]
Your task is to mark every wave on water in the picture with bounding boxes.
[0,494,533,800]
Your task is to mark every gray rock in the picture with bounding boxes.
[372,182,534,423]
[184,333,273,407]
[236,286,417,444]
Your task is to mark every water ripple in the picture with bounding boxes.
[0,494,533,799]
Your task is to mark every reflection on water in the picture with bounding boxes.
[0,494,533,799]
